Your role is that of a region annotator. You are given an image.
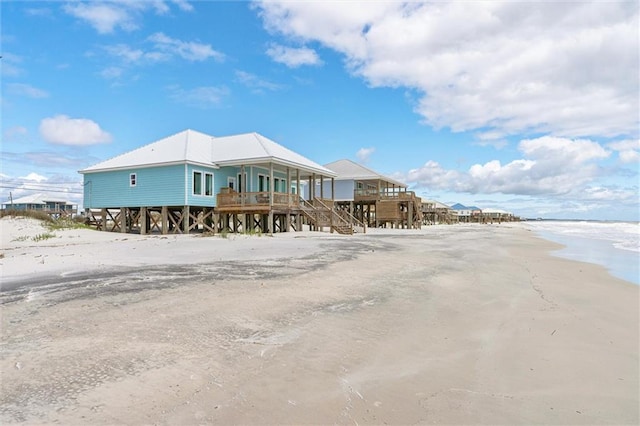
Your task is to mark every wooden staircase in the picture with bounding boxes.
[300,198,366,235]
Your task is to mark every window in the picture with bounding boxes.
[193,171,202,195]
[205,173,213,196]
[237,173,247,193]
[193,171,213,196]
[130,173,137,187]
[228,176,235,190]
[258,174,270,192]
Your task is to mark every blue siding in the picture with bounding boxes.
[185,164,218,206]
[83,164,299,209]
[83,165,187,208]
[304,179,348,200]
[247,166,289,192]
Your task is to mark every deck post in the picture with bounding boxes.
[120,208,127,233]
[101,208,107,231]
[183,206,189,234]
[161,206,168,235]
[267,162,274,233]
[140,207,147,235]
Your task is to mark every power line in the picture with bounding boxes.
[0,185,83,194]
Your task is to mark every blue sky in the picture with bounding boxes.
[1,1,638,220]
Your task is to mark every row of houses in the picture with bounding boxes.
[2,129,518,233]
[1,193,77,219]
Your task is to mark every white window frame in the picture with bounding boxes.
[193,170,203,195]
[192,170,214,197]
[205,172,213,196]
[258,174,270,192]
[227,176,236,190]
[130,173,137,187]
[237,172,248,193]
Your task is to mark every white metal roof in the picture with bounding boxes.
[212,133,335,176]
[79,129,335,177]
[423,199,451,209]
[482,208,511,215]
[3,193,74,205]
[80,129,215,172]
[324,159,407,188]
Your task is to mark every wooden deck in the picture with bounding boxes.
[215,191,299,213]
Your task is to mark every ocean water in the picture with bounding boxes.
[523,220,640,285]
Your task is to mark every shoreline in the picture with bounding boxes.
[1,218,638,424]
[522,220,639,285]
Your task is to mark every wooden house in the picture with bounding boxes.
[421,200,454,224]
[482,208,518,223]
[2,193,77,218]
[79,129,357,234]
[451,203,480,223]
[321,159,421,229]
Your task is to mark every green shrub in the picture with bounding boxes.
[32,232,56,242]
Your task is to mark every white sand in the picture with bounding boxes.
[1,217,638,425]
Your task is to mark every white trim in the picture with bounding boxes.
[193,169,204,196]
[129,173,137,187]
[80,160,219,174]
[204,172,213,196]
[184,164,188,205]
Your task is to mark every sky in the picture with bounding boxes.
[1,0,639,221]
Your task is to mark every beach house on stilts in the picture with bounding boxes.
[321,159,422,229]
[79,129,358,235]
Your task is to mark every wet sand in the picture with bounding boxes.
[1,217,638,424]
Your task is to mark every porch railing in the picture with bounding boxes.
[216,191,300,208]
[354,188,416,201]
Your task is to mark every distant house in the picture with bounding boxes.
[1,193,77,218]
[78,129,356,234]
[450,203,472,223]
[421,200,454,224]
[321,159,421,229]
[482,208,517,223]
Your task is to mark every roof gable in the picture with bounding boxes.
[4,193,73,205]
[324,159,407,188]
[212,133,335,176]
[80,129,215,172]
[80,130,335,177]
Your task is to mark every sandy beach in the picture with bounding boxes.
[1,216,638,425]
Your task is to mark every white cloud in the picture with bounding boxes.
[266,44,323,68]
[168,85,230,108]
[406,136,611,196]
[235,70,283,92]
[256,1,639,139]
[356,147,375,163]
[21,172,48,182]
[103,44,170,64]
[39,115,112,146]
[3,126,28,141]
[172,0,194,12]
[64,2,137,34]
[7,83,49,98]
[63,1,194,34]
[608,139,640,164]
[99,66,124,80]
[148,32,224,62]
[1,53,24,77]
